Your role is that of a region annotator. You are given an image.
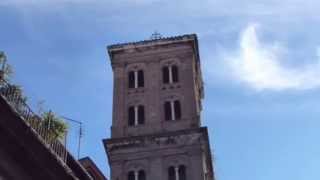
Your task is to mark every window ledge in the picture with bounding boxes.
[161,83,181,90]
[164,118,183,123]
[127,87,145,94]
[127,124,145,128]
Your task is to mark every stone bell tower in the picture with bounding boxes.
[103,34,215,180]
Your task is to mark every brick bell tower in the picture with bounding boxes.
[103,34,215,180]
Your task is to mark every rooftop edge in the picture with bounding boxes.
[107,34,197,51]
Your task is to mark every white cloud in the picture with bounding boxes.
[226,23,320,91]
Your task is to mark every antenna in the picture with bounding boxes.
[61,116,83,159]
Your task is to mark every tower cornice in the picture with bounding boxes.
[107,34,200,64]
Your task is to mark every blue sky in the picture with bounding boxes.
[1,1,320,179]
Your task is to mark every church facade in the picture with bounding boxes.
[103,34,215,180]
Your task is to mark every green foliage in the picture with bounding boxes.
[0,52,13,82]
[41,111,68,141]
[10,85,27,102]
[0,51,68,143]
[0,84,28,113]
[26,115,42,128]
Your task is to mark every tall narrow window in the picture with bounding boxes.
[128,106,135,126]
[168,165,186,180]
[128,105,145,126]
[138,70,144,87]
[128,70,144,88]
[172,65,179,83]
[128,170,146,180]
[162,65,179,84]
[138,170,146,180]
[178,165,186,180]
[138,105,145,125]
[128,71,135,88]
[163,66,170,84]
[174,100,181,120]
[168,166,176,180]
[164,100,181,121]
[164,101,172,121]
[128,171,135,180]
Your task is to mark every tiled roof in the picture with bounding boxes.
[107,34,197,50]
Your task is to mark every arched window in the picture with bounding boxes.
[171,65,179,83]
[167,165,186,180]
[128,170,146,180]
[162,65,179,84]
[128,71,135,88]
[138,105,145,125]
[128,70,144,88]
[138,70,144,87]
[164,101,171,121]
[162,66,170,84]
[128,105,145,126]
[164,100,181,121]
[178,165,186,180]
[138,170,146,180]
[128,171,135,180]
[174,100,181,120]
[128,106,135,126]
[168,166,175,180]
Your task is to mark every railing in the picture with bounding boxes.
[0,80,68,163]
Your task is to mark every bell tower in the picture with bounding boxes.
[103,34,215,180]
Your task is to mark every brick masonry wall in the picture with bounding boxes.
[110,41,202,138]
[104,35,214,180]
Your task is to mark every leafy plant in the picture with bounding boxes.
[0,52,68,143]
[0,84,28,114]
[9,85,27,101]
[26,114,42,128]
[0,52,13,83]
[41,110,68,142]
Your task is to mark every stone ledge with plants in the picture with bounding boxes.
[0,51,69,162]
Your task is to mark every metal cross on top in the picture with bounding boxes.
[150,31,163,40]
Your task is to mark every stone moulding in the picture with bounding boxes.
[105,128,207,153]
